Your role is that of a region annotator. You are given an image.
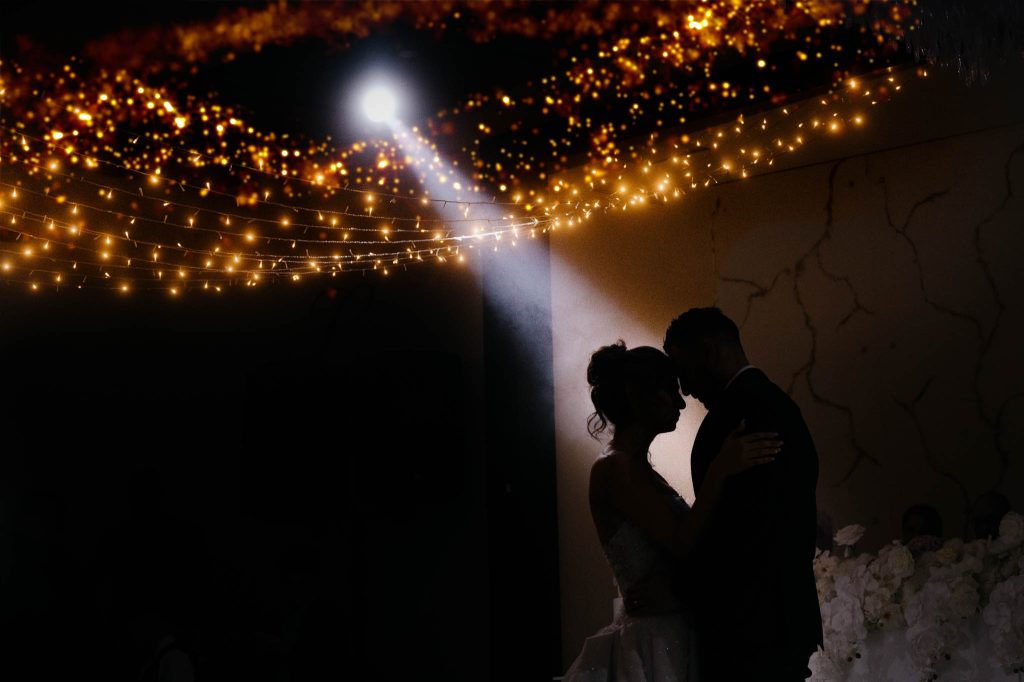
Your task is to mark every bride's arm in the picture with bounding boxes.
[599,426,780,560]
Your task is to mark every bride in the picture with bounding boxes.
[562,342,781,682]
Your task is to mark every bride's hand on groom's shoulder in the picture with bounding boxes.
[713,420,782,478]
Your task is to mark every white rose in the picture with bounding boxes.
[934,545,958,565]
[983,575,1024,673]
[807,646,845,681]
[957,540,987,574]
[998,511,1024,545]
[816,577,837,604]
[948,577,980,619]
[825,592,866,647]
[834,524,866,547]
[958,553,984,575]
[932,553,983,581]
[999,553,1022,579]
[814,550,839,572]
[979,564,1001,601]
[879,601,905,628]
[863,584,894,625]
[835,565,869,601]
[906,621,953,675]
[983,584,1013,630]
[964,538,988,559]
[875,543,915,582]
[905,582,949,627]
[987,516,1019,552]
[834,553,872,580]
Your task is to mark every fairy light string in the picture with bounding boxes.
[0,68,916,291]
[0,1,923,293]
[0,142,532,243]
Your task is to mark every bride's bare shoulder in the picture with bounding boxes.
[590,449,614,477]
[590,448,632,484]
[589,452,619,507]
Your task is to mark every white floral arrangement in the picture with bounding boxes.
[809,512,1024,681]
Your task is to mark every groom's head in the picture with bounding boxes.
[663,307,748,409]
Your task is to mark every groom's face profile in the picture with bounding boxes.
[666,341,712,407]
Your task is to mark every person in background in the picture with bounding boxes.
[971,491,1011,541]
[901,503,943,557]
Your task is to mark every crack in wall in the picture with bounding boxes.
[994,393,1024,491]
[802,160,881,485]
[969,141,1024,492]
[712,159,883,485]
[819,161,875,332]
[710,195,791,327]
[719,159,880,485]
[893,376,973,536]
[723,269,790,328]
[879,183,973,333]
[814,246,874,331]
[790,253,880,485]
[878,139,1024,502]
[711,132,1022,501]
[709,164,877,487]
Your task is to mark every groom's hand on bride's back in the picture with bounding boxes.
[713,419,782,478]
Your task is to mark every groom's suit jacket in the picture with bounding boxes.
[689,367,823,681]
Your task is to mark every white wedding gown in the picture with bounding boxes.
[562,456,695,682]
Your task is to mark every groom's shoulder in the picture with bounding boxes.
[741,369,790,401]
[740,370,804,416]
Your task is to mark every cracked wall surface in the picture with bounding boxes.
[712,128,1024,546]
[551,80,1024,667]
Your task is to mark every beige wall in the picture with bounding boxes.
[551,65,1024,668]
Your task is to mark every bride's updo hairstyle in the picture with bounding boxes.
[587,341,676,437]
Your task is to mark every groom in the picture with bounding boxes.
[664,308,823,681]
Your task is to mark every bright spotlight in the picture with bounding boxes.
[362,85,397,124]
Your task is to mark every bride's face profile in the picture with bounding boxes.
[628,374,685,435]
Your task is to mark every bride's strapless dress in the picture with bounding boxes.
[562,464,695,682]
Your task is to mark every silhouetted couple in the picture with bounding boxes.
[563,308,823,682]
